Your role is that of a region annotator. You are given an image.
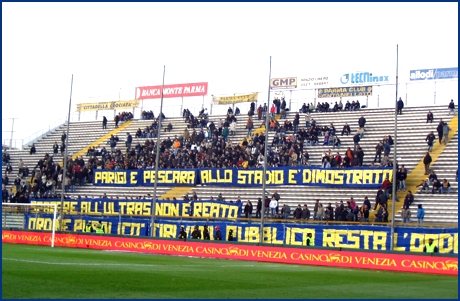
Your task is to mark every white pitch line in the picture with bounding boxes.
[2,258,196,267]
[1,258,256,268]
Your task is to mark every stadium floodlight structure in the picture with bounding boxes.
[60,74,74,231]
[259,56,272,245]
[2,203,57,247]
[390,45,399,251]
[151,65,166,237]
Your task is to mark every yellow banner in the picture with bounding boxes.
[76,100,140,112]
[214,93,258,105]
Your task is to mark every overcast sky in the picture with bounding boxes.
[2,2,458,146]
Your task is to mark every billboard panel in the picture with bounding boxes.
[136,82,208,99]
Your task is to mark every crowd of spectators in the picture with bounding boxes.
[300,100,362,113]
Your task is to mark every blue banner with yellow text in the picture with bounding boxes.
[93,167,392,188]
[93,169,198,186]
[199,167,392,188]
[24,215,458,254]
[30,199,242,219]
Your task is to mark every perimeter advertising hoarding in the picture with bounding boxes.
[136,82,208,99]
[2,230,457,275]
[409,67,458,81]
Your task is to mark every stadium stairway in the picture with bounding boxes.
[239,114,281,146]
[68,120,134,161]
[390,114,458,223]
[393,131,458,224]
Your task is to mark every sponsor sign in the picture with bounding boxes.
[270,77,297,90]
[93,167,392,188]
[409,67,458,81]
[213,93,258,105]
[136,82,208,100]
[298,76,330,88]
[339,72,390,86]
[3,230,457,275]
[75,100,140,112]
[318,86,373,98]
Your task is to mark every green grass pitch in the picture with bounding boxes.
[2,243,458,299]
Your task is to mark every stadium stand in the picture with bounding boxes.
[2,105,457,224]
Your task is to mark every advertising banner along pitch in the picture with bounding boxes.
[3,230,457,275]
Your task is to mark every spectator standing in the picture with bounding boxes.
[423,152,432,175]
[61,131,66,144]
[374,141,383,163]
[282,204,291,219]
[293,204,302,219]
[203,225,210,240]
[178,226,187,240]
[317,203,324,221]
[191,226,201,239]
[442,123,451,144]
[246,118,254,136]
[271,190,280,213]
[358,115,366,130]
[264,196,270,217]
[269,197,278,218]
[397,97,404,115]
[301,204,310,220]
[306,233,314,246]
[244,200,253,218]
[313,199,319,220]
[214,226,222,240]
[424,238,438,253]
[417,204,425,224]
[448,99,455,115]
[425,131,436,152]
[362,205,370,222]
[125,133,133,149]
[397,166,407,191]
[436,119,445,144]
[102,116,107,129]
[401,205,411,223]
[256,198,262,218]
